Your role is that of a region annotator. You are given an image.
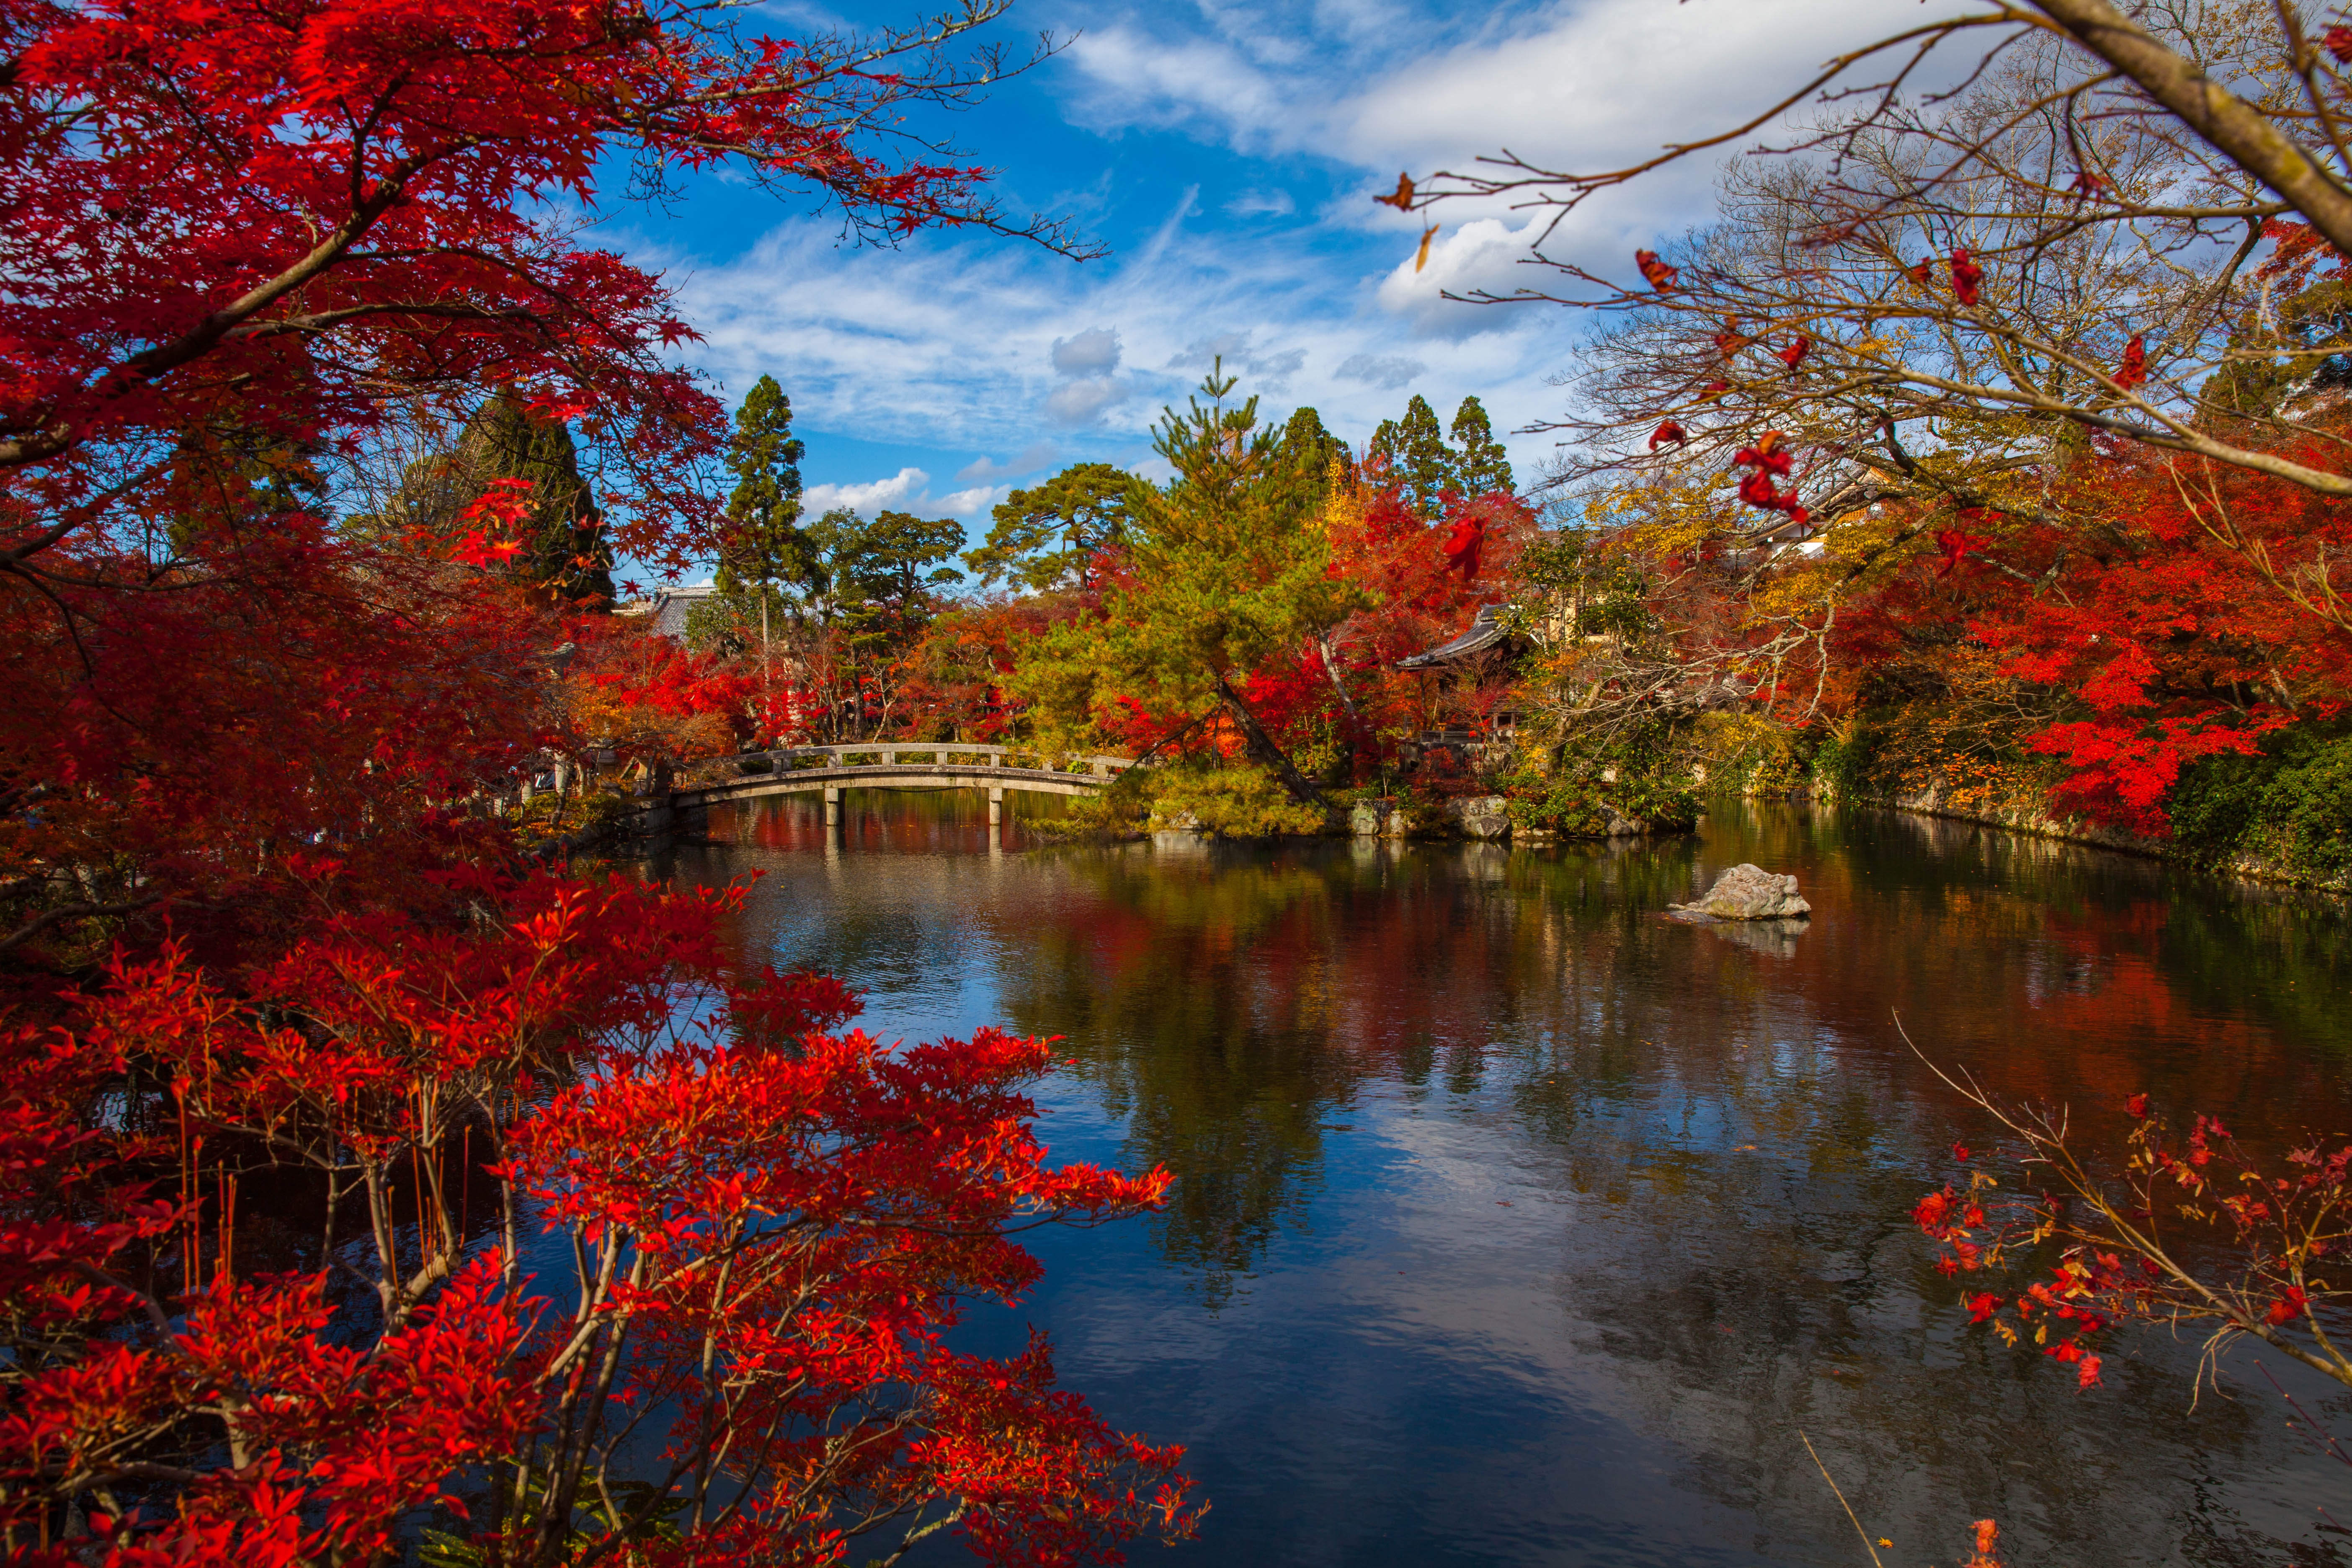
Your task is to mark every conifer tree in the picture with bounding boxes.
[1367,394,1454,515]
[1449,395,1516,496]
[717,375,813,599]
[379,392,614,604]
[1010,360,1363,804]
[965,462,1142,591]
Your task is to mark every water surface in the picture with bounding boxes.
[657,793,2352,1567]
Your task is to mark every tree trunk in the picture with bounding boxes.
[1214,675,1323,806]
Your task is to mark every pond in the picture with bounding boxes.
[650,792,2352,1568]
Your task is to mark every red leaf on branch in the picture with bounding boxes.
[1635,248,1679,292]
[1950,248,1984,306]
[2114,333,2148,390]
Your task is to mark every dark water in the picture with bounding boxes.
[655,792,2352,1568]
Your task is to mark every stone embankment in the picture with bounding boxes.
[1813,777,2351,895]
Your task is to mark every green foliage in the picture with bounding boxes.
[2201,278,2352,421]
[467,394,614,605]
[965,462,1143,592]
[683,582,793,658]
[1368,394,1515,514]
[1688,712,1804,795]
[1368,394,1453,513]
[372,393,613,603]
[2262,742,2352,877]
[1008,362,1362,797]
[1502,721,1700,837]
[1504,529,1654,643]
[2171,727,2352,881]
[715,374,814,598]
[1448,396,1514,496]
[1276,407,1351,490]
[1809,723,1877,802]
[1144,764,1328,838]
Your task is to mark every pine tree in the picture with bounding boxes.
[1008,360,1365,804]
[1367,394,1453,515]
[965,463,1141,592]
[717,375,813,598]
[1449,396,1515,496]
[400,392,614,606]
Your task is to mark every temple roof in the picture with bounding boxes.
[1398,604,1510,669]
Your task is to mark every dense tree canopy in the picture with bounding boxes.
[0,3,1202,1564]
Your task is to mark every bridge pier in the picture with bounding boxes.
[988,787,1003,828]
[823,786,840,828]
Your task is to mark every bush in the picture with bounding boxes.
[1144,763,1328,838]
[2167,726,2352,879]
[2263,737,2352,878]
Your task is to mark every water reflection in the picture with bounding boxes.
[660,794,2352,1567]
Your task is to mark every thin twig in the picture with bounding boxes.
[1800,1430,1888,1568]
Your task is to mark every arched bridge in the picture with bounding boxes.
[659,744,1140,830]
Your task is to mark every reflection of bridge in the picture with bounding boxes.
[658,744,1140,832]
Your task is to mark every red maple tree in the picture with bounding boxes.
[0,1,1197,1561]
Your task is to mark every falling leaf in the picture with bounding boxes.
[1635,248,1679,292]
[1413,222,1439,273]
[1374,171,1416,210]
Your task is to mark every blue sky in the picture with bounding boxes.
[598,0,1913,553]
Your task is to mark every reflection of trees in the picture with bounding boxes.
[964,817,2352,1557]
[977,849,1354,1305]
[691,802,2352,1561]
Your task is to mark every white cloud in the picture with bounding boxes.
[1166,332,1307,391]
[1336,353,1426,390]
[955,441,1061,484]
[1051,327,1123,377]
[802,466,928,516]
[1045,376,1131,424]
[1375,215,1556,339]
[936,485,1005,518]
[652,196,1572,480]
[1066,0,1952,249]
[1225,188,1297,217]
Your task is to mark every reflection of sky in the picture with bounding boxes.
[658,792,2352,1567]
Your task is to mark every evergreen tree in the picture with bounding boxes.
[1448,395,1515,496]
[377,392,614,605]
[467,395,613,606]
[716,375,814,598]
[965,462,1142,592]
[1367,394,1452,514]
[1008,360,1364,804]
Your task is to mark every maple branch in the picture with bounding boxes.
[0,898,164,955]
[0,146,456,471]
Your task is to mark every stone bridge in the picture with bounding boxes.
[649,743,1141,833]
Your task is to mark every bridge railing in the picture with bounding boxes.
[714,744,1141,783]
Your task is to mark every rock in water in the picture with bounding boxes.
[1675,863,1811,921]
